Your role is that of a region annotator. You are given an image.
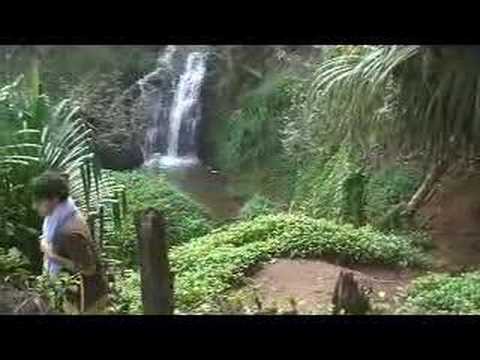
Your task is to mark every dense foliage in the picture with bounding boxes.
[400,272,480,314]
[0,77,124,272]
[210,75,293,171]
[292,147,364,224]
[0,247,30,277]
[115,213,428,313]
[109,171,212,267]
[308,46,480,168]
[239,194,279,220]
[0,46,157,100]
[364,165,422,228]
[2,45,479,315]
[209,47,431,231]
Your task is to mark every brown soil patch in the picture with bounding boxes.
[239,259,417,314]
[421,174,480,270]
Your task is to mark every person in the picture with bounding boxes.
[31,171,108,314]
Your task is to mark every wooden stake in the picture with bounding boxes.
[332,271,370,315]
[135,208,174,314]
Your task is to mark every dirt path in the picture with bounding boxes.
[233,259,417,314]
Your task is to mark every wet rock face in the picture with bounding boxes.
[95,134,144,170]
[92,45,322,168]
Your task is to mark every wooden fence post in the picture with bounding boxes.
[331,271,370,315]
[135,208,174,314]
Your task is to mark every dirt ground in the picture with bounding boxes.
[231,173,480,315]
[234,259,417,314]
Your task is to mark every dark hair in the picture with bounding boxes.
[31,171,70,202]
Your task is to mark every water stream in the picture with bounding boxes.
[141,47,207,168]
[141,47,245,218]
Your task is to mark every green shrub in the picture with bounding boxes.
[292,147,366,225]
[210,75,297,172]
[292,145,423,231]
[281,73,327,167]
[109,171,212,267]
[364,165,422,228]
[114,213,428,313]
[208,73,305,207]
[239,194,279,220]
[173,213,428,312]
[258,155,298,205]
[399,272,480,314]
[224,153,297,208]
[110,269,143,314]
[0,46,157,100]
[28,272,80,313]
[0,247,30,277]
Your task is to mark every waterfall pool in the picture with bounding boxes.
[139,48,248,220]
[144,155,244,220]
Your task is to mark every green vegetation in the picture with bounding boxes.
[364,165,422,229]
[208,47,432,231]
[109,171,213,267]
[0,247,30,277]
[208,75,300,205]
[308,46,480,161]
[28,272,80,313]
[210,75,293,171]
[292,147,365,224]
[399,272,480,314]
[0,77,123,272]
[2,46,479,315]
[239,194,279,220]
[109,268,143,314]
[115,213,428,313]
[0,46,157,100]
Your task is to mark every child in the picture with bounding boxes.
[32,171,108,314]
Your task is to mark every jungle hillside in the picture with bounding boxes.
[1,45,480,315]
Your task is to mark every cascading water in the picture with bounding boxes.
[168,52,206,157]
[137,46,243,219]
[142,47,208,168]
[139,45,178,159]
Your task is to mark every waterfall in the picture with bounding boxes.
[167,52,207,157]
[141,47,208,168]
[139,45,177,158]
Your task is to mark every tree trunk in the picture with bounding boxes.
[29,54,40,100]
[28,46,53,100]
[331,271,370,315]
[135,208,174,315]
[405,160,447,214]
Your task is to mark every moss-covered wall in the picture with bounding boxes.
[199,45,322,163]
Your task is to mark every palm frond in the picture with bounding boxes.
[0,78,126,265]
[308,45,480,160]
